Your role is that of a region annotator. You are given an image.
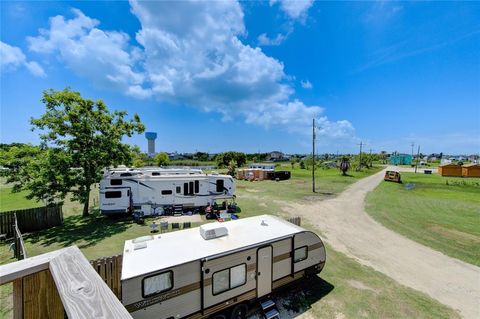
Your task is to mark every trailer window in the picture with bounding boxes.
[105,191,122,198]
[216,179,224,192]
[142,271,173,298]
[111,179,122,186]
[184,183,188,195]
[212,269,229,295]
[176,186,181,194]
[161,190,173,195]
[152,172,160,176]
[189,181,194,195]
[294,246,308,262]
[230,264,246,288]
[212,264,247,295]
[194,180,199,193]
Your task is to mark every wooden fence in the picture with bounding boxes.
[13,214,27,260]
[0,206,63,238]
[90,254,123,300]
[286,216,301,226]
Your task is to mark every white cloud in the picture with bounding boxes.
[0,41,46,77]
[301,80,313,89]
[270,0,314,20]
[258,33,288,46]
[25,2,354,142]
[27,8,144,96]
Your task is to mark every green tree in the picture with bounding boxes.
[339,157,350,176]
[0,144,71,205]
[227,159,237,177]
[193,152,209,162]
[215,152,247,168]
[154,152,170,166]
[131,145,147,167]
[31,88,144,217]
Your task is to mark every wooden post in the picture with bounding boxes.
[312,118,316,193]
[23,270,64,319]
[13,279,23,319]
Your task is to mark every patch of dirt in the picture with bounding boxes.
[259,202,267,207]
[346,279,379,294]
[429,225,480,244]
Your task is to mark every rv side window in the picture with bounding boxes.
[142,271,173,298]
[105,191,122,198]
[152,172,160,176]
[212,264,246,295]
[294,246,308,262]
[194,180,199,193]
[216,179,224,192]
[184,183,188,196]
[161,190,173,195]
[212,269,229,295]
[230,264,246,288]
[176,186,181,194]
[111,179,122,186]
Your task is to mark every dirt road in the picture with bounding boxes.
[284,168,480,318]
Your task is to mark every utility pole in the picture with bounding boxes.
[415,145,420,173]
[357,141,363,170]
[312,118,316,193]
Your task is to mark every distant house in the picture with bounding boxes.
[321,161,337,168]
[462,163,480,177]
[168,152,182,160]
[438,163,462,177]
[268,151,285,161]
[389,154,413,165]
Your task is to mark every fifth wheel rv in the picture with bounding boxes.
[121,215,326,319]
[99,167,235,215]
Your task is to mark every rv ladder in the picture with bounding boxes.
[173,204,183,216]
[260,298,279,319]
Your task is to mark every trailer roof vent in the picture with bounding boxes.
[200,224,228,240]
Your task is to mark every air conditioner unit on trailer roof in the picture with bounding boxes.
[200,223,228,240]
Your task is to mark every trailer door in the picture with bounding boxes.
[256,246,272,297]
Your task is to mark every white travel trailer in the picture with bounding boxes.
[99,167,235,215]
[121,215,326,319]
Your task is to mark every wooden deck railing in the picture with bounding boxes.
[13,214,27,260]
[0,246,132,319]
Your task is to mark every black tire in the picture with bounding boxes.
[230,304,248,319]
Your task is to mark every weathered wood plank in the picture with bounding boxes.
[13,279,23,319]
[0,248,69,285]
[49,246,132,319]
[23,270,64,319]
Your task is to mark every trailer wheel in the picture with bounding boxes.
[230,303,248,319]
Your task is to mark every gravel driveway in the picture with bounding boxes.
[282,168,480,318]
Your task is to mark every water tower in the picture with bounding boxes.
[145,132,157,157]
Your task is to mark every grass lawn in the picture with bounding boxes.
[236,165,384,203]
[0,188,43,212]
[366,172,480,266]
[0,166,461,318]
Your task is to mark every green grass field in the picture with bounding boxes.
[0,166,462,318]
[366,172,480,266]
[0,188,43,212]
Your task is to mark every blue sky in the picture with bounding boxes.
[1,1,479,155]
